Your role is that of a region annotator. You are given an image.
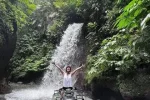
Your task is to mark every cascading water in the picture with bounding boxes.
[4,23,87,100]
[41,23,85,89]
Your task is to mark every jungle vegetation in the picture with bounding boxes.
[0,0,150,97]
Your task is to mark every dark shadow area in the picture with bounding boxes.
[92,87,124,100]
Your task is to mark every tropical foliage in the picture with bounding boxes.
[86,0,150,95]
[10,1,61,81]
[1,0,150,98]
[0,0,36,30]
[115,0,150,30]
[86,33,150,82]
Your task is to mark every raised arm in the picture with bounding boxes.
[71,64,85,76]
[52,62,64,75]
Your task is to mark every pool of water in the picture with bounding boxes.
[3,83,92,100]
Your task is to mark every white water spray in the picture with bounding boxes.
[41,23,85,89]
[4,23,86,100]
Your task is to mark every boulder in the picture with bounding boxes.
[0,19,17,94]
[119,72,150,100]
[90,77,124,100]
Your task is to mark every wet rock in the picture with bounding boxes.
[17,82,23,84]
[90,77,124,100]
[91,86,124,100]
[119,73,150,100]
[145,91,150,100]
[0,84,11,94]
[0,18,17,94]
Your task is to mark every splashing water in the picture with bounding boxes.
[5,23,86,100]
[5,86,55,100]
[41,23,85,89]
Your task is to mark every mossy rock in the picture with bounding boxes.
[119,72,150,97]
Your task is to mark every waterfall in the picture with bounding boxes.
[41,23,85,89]
[4,23,87,100]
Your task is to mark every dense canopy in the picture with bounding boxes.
[0,0,150,99]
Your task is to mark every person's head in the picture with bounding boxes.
[66,66,71,73]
